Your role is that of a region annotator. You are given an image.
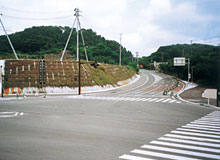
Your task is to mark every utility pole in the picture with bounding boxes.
[187,58,190,82]
[136,52,139,67]
[75,8,80,61]
[119,34,122,66]
[60,8,88,62]
[78,45,81,95]
[0,14,18,60]
[1,65,4,98]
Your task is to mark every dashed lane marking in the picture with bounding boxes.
[119,110,220,160]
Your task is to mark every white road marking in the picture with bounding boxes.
[0,112,24,118]
[66,96,181,103]
[191,121,220,126]
[118,111,220,160]
[165,134,220,142]
[186,124,220,129]
[158,137,220,148]
[155,98,165,102]
[131,149,199,160]
[162,99,172,103]
[171,130,220,138]
[177,127,220,135]
[182,125,220,132]
[150,140,220,153]
[169,100,176,103]
[141,145,219,159]
[119,154,155,160]
[148,98,159,102]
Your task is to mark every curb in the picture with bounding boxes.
[175,80,219,110]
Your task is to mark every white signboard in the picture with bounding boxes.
[202,89,217,99]
[174,57,185,66]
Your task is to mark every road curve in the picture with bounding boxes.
[0,70,218,160]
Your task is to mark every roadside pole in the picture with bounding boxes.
[217,60,220,107]
[78,46,81,95]
[1,67,3,98]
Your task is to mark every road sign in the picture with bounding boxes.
[174,57,185,66]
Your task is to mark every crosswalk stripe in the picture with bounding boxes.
[158,137,220,148]
[177,127,220,135]
[141,145,220,159]
[66,96,181,103]
[162,99,172,102]
[171,130,220,138]
[148,98,159,102]
[182,125,220,132]
[186,124,220,129]
[191,121,220,126]
[131,149,199,160]
[150,140,220,153]
[169,100,176,103]
[155,98,165,102]
[119,111,220,160]
[165,134,220,142]
[119,154,156,160]
[142,98,152,101]
[199,117,220,121]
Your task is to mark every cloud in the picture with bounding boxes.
[121,0,215,56]
[0,0,219,57]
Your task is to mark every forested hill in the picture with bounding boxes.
[139,44,220,87]
[0,26,133,65]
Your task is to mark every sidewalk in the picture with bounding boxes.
[179,85,217,106]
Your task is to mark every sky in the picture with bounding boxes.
[0,0,220,57]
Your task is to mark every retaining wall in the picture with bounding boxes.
[0,60,136,95]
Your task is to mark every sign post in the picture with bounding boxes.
[174,57,191,82]
[217,60,220,107]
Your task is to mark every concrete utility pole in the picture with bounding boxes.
[187,58,191,82]
[60,8,88,62]
[0,14,18,60]
[119,34,122,66]
[136,52,139,67]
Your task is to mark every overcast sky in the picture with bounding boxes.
[0,0,220,57]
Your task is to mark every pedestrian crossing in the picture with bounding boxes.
[119,110,220,160]
[66,95,181,104]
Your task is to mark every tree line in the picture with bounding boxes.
[139,44,220,87]
[0,26,134,66]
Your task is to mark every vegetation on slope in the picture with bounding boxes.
[139,44,220,87]
[0,26,134,66]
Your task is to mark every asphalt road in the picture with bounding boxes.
[0,70,219,160]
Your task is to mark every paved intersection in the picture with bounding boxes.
[0,70,219,160]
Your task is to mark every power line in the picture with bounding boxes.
[2,14,73,21]
[0,5,73,14]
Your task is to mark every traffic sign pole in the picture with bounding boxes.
[217,60,220,107]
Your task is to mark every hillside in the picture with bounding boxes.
[0,26,133,65]
[139,44,220,87]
